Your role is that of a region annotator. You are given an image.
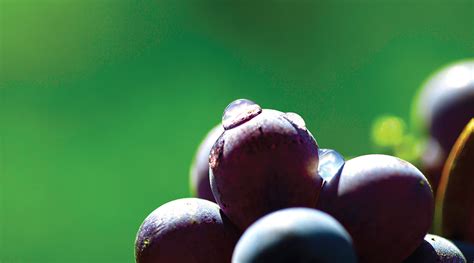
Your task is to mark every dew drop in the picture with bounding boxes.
[318,148,345,181]
[284,112,306,130]
[222,99,262,130]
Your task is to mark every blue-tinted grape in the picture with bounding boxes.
[404,234,466,263]
[232,208,356,263]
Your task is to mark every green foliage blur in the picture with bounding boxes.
[1,1,473,262]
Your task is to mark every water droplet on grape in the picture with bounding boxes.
[284,112,306,130]
[222,99,262,130]
[318,148,345,181]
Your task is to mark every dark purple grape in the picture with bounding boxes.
[415,60,474,153]
[135,198,240,263]
[190,124,224,202]
[232,208,356,263]
[404,234,466,263]
[317,154,434,263]
[318,148,345,181]
[210,99,322,230]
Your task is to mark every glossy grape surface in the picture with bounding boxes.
[404,234,466,263]
[318,154,434,263]
[210,100,322,229]
[135,198,240,263]
[232,208,356,263]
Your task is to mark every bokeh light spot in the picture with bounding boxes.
[371,115,407,147]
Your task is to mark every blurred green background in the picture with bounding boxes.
[0,0,473,262]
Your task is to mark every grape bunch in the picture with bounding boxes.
[135,95,474,262]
